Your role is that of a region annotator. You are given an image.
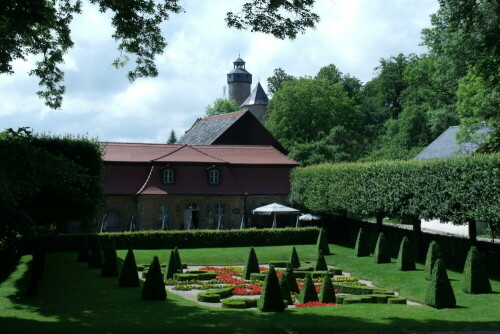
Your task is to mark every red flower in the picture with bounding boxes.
[232,285,262,295]
[295,301,337,307]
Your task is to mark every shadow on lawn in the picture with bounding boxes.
[1,252,499,334]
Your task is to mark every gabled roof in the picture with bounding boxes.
[176,111,245,145]
[414,125,490,160]
[241,82,269,107]
[101,142,298,165]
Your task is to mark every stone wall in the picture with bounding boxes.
[100,194,289,231]
[228,82,251,106]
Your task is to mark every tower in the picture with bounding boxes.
[227,56,252,106]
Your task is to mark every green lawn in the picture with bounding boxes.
[0,244,499,333]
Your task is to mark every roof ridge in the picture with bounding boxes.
[189,145,227,163]
[101,141,182,146]
[152,144,188,161]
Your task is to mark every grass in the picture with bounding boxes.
[0,244,499,333]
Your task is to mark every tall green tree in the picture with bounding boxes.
[205,98,240,117]
[266,68,296,96]
[167,130,177,144]
[1,0,320,108]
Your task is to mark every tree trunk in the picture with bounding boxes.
[468,220,477,245]
[376,215,383,233]
[411,216,424,261]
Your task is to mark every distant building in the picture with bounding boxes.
[414,125,491,160]
[227,56,269,122]
[100,142,298,231]
[177,110,286,154]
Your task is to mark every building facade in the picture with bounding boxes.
[101,142,298,231]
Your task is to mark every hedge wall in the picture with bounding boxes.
[290,154,500,227]
[43,227,320,251]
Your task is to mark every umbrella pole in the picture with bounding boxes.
[272,214,277,228]
[295,215,300,228]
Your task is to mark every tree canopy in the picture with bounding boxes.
[205,98,240,117]
[1,0,320,109]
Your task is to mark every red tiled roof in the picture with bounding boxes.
[101,142,298,165]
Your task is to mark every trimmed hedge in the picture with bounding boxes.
[88,237,103,269]
[354,228,370,257]
[197,287,234,303]
[45,228,320,251]
[315,250,328,271]
[318,274,336,303]
[279,275,293,305]
[142,256,166,301]
[397,236,415,271]
[425,241,442,280]
[76,237,90,262]
[164,250,178,280]
[258,265,285,312]
[425,259,456,309]
[461,246,492,294]
[119,248,139,287]
[243,247,260,280]
[290,246,301,268]
[174,247,183,273]
[284,263,299,293]
[101,241,119,277]
[222,298,258,309]
[173,271,216,281]
[298,274,318,303]
[388,297,407,304]
[373,232,390,264]
[316,228,330,255]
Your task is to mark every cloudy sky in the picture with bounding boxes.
[0,0,439,143]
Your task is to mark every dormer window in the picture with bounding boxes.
[163,169,174,185]
[209,169,220,185]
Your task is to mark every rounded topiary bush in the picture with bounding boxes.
[77,237,90,262]
[425,241,442,280]
[164,250,178,280]
[279,274,293,305]
[290,246,301,268]
[142,256,166,301]
[88,237,103,269]
[461,246,492,294]
[315,250,328,271]
[354,227,370,257]
[258,265,285,312]
[284,262,299,293]
[425,259,456,309]
[397,236,415,271]
[119,248,139,287]
[298,273,318,304]
[319,274,336,303]
[374,232,391,264]
[101,241,119,277]
[243,247,260,280]
[316,228,330,255]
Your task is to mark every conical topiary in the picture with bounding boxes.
[318,274,336,303]
[425,241,442,280]
[88,237,103,269]
[461,246,492,294]
[258,265,285,312]
[316,228,331,255]
[298,273,318,304]
[164,250,178,279]
[174,246,183,273]
[142,256,167,300]
[101,241,119,277]
[284,262,299,293]
[243,247,260,280]
[77,236,90,262]
[315,250,328,271]
[374,232,391,264]
[279,274,293,305]
[290,246,300,268]
[397,236,415,271]
[354,227,370,257]
[119,248,140,287]
[425,259,456,309]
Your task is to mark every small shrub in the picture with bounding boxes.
[279,274,293,305]
[284,262,299,293]
[268,261,288,268]
[374,232,391,264]
[174,246,183,273]
[101,242,119,277]
[77,237,90,262]
[388,297,407,304]
[142,256,166,300]
[343,296,372,304]
[197,292,220,303]
[461,246,492,294]
[164,250,178,280]
[425,241,442,280]
[319,274,336,303]
[354,228,370,257]
[222,298,258,309]
[425,259,456,309]
[290,246,301,268]
[370,294,390,303]
[258,265,285,312]
[315,250,328,271]
[243,247,260,280]
[250,273,267,281]
[119,248,139,287]
[298,274,318,304]
[88,237,103,269]
[316,228,330,255]
[397,236,415,271]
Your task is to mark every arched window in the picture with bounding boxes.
[209,169,220,185]
[163,168,174,184]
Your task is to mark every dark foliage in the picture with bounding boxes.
[290,246,301,268]
[77,236,90,262]
[119,248,139,287]
[164,250,178,280]
[284,262,299,293]
[425,259,456,309]
[461,246,492,294]
[101,241,119,277]
[243,247,260,280]
[354,227,370,257]
[397,236,415,271]
[88,237,103,269]
[425,241,442,280]
[258,265,285,312]
[374,232,391,263]
[279,274,293,305]
[174,246,183,273]
[316,228,331,255]
[319,274,336,303]
[142,256,166,300]
[315,250,328,271]
[298,274,318,303]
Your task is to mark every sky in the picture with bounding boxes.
[0,0,440,143]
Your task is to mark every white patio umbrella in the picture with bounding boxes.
[299,213,322,221]
[252,203,300,228]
